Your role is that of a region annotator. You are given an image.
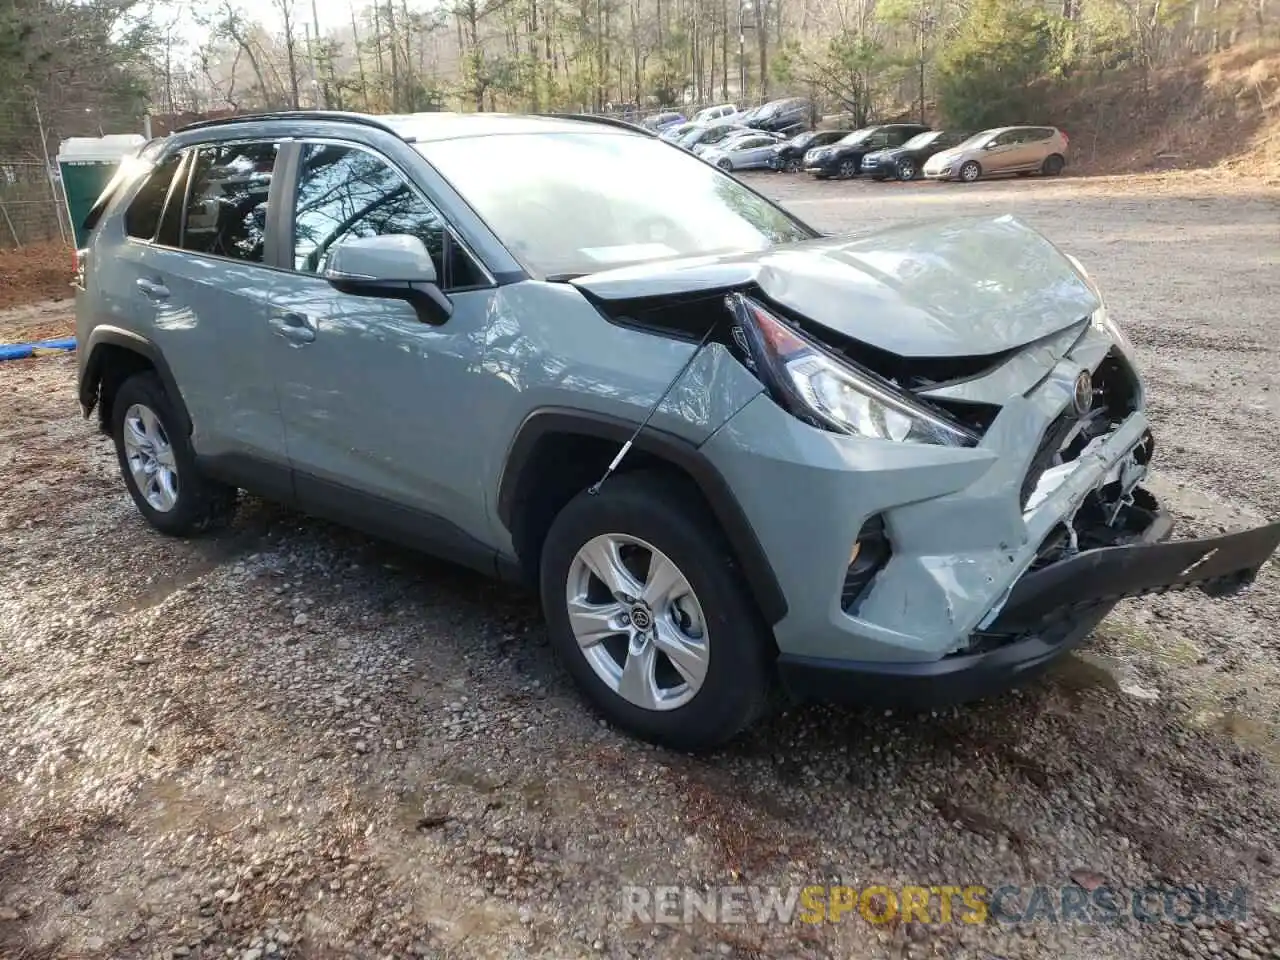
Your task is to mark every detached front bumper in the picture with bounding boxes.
[778,505,1280,707]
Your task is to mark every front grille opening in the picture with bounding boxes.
[841,516,891,614]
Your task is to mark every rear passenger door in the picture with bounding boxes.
[119,139,291,490]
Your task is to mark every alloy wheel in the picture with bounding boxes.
[565,533,709,712]
[897,159,917,181]
[122,402,179,512]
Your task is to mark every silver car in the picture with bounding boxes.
[924,126,1070,182]
[698,131,786,171]
[75,111,1278,751]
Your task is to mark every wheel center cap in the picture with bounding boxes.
[628,605,652,632]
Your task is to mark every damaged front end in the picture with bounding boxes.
[571,217,1280,706]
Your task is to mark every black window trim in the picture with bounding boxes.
[282,136,497,293]
[155,148,194,245]
[125,136,298,276]
[122,150,185,243]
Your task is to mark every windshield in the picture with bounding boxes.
[790,131,816,148]
[838,129,871,145]
[702,125,741,144]
[420,132,815,278]
[901,131,940,150]
[955,130,996,149]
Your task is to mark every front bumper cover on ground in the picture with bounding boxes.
[778,508,1280,708]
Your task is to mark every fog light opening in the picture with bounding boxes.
[841,516,891,614]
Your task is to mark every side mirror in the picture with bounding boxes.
[983,141,999,150]
[323,234,452,322]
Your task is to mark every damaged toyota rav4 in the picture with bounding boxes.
[76,111,1280,751]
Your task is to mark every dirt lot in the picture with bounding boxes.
[2,173,1280,960]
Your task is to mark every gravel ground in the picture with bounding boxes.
[2,173,1279,960]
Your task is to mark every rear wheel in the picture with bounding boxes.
[1042,154,1065,176]
[539,471,774,751]
[896,158,918,181]
[959,160,982,183]
[111,371,237,536]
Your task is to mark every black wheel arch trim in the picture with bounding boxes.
[496,407,788,625]
[79,326,193,437]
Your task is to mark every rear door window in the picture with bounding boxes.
[180,141,279,263]
[123,152,185,240]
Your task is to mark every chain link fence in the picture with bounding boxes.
[0,98,73,251]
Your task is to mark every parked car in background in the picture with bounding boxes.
[660,121,701,142]
[642,111,686,131]
[699,131,789,171]
[692,103,739,124]
[860,129,973,181]
[805,124,930,179]
[680,122,752,153]
[923,126,1069,182]
[769,130,851,172]
[746,97,818,136]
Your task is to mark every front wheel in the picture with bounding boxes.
[959,160,982,183]
[784,158,802,173]
[896,158,918,181]
[716,157,733,171]
[838,158,858,178]
[539,471,774,751]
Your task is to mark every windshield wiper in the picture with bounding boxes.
[546,272,587,282]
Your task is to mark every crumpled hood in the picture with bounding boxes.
[571,215,1101,358]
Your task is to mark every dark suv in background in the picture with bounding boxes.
[804,123,930,179]
[860,129,973,181]
[769,130,850,172]
[745,98,817,136]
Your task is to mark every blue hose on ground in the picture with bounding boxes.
[0,338,77,361]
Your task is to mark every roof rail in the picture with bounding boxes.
[176,110,406,139]
[537,113,655,137]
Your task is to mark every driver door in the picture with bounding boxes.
[265,140,499,550]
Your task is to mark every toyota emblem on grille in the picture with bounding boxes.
[1072,371,1094,417]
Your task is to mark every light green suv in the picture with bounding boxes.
[74,111,1278,750]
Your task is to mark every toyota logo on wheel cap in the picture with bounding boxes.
[1072,371,1094,417]
[629,606,652,631]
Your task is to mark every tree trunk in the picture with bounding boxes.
[754,0,767,97]
[721,0,728,99]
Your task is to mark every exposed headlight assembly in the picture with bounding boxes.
[726,293,980,447]
[1065,253,1135,354]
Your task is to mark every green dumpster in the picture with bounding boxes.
[56,135,146,247]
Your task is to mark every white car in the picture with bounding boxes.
[692,103,740,124]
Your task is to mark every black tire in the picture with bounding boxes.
[896,158,918,181]
[716,157,733,171]
[783,158,802,173]
[111,371,237,536]
[838,158,858,178]
[539,470,774,751]
[959,160,982,183]
[1042,153,1065,176]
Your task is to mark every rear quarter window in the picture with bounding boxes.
[123,152,185,241]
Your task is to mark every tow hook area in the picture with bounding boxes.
[987,490,1280,634]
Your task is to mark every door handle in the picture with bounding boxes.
[136,277,170,301]
[270,311,317,344]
